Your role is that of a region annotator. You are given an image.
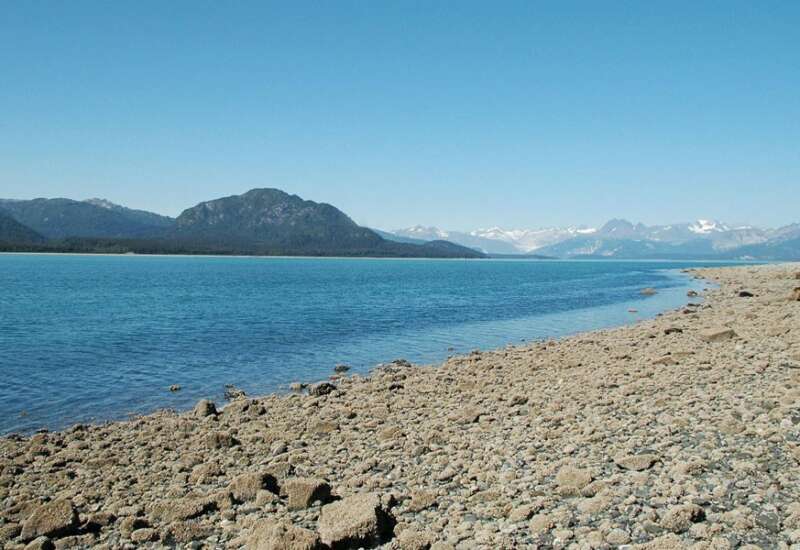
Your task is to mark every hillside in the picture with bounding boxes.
[0,198,173,239]
[0,210,45,244]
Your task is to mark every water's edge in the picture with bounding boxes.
[4,267,711,437]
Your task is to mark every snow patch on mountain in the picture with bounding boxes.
[689,219,729,234]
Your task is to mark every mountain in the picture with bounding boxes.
[0,209,46,244]
[0,198,174,239]
[84,198,175,229]
[534,218,790,259]
[391,226,520,254]
[390,225,597,254]
[371,228,429,246]
[169,189,483,257]
[390,218,800,260]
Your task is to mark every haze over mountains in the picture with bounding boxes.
[1,189,798,259]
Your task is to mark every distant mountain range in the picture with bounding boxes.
[0,190,483,258]
[2,190,798,260]
[383,218,800,260]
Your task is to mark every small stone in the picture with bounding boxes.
[318,493,394,549]
[641,287,658,296]
[529,513,555,534]
[334,364,351,373]
[229,472,279,502]
[206,431,238,449]
[605,528,630,544]
[247,519,322,550]
[660,503,706,533]
[281,478,332,510]
[168,384,181,392]
[555,466,592,493]
[738,290,754,297]
[130,528,159,543]
[509,504,536,522]
[193,399,217,417]
[397,528,433,550]
[699,327,737,342]
[407,491,437,513]
[309,382,336,397]
[614,453,659,471]
[24,537,54,550]
[20,498,79,541]
[653,355,677,366]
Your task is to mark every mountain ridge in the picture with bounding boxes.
[386,218,800,259]
[0,190,483,258]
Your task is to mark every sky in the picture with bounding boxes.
[1,2,798,231]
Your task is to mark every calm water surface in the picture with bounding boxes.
[0,255,733,434]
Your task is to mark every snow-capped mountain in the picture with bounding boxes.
[385,218,796,258]
[470,226,597,252]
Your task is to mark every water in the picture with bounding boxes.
[0,254,734,434]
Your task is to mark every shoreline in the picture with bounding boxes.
[0,251,767,263]
[2,265,709,436]
[1,262,799,549]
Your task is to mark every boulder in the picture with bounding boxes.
[738,290,754,297]
[640,288,658,296]
[698,327,737,342]
[791,287,800,301]
[687,290,699,297]
[247,519,322,550]
[229,472,279,502]
[281,477,332,510]
[334,364,351,373]
[193,399,217,417]
[20,499,79,541]
[318,493,395,549]
[309,382,336,397]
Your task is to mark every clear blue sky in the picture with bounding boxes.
[1,2,797,230]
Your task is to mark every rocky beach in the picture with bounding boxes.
[2,263,800,549]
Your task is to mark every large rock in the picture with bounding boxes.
[20,499,79,541]
[229,472,279,502]
[247,520,322,550]
[791,287,800,301]
[318,493,394,549]
[281,477,332,510]
[698,327,737,342]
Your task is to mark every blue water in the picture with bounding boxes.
[0,255,732,434]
